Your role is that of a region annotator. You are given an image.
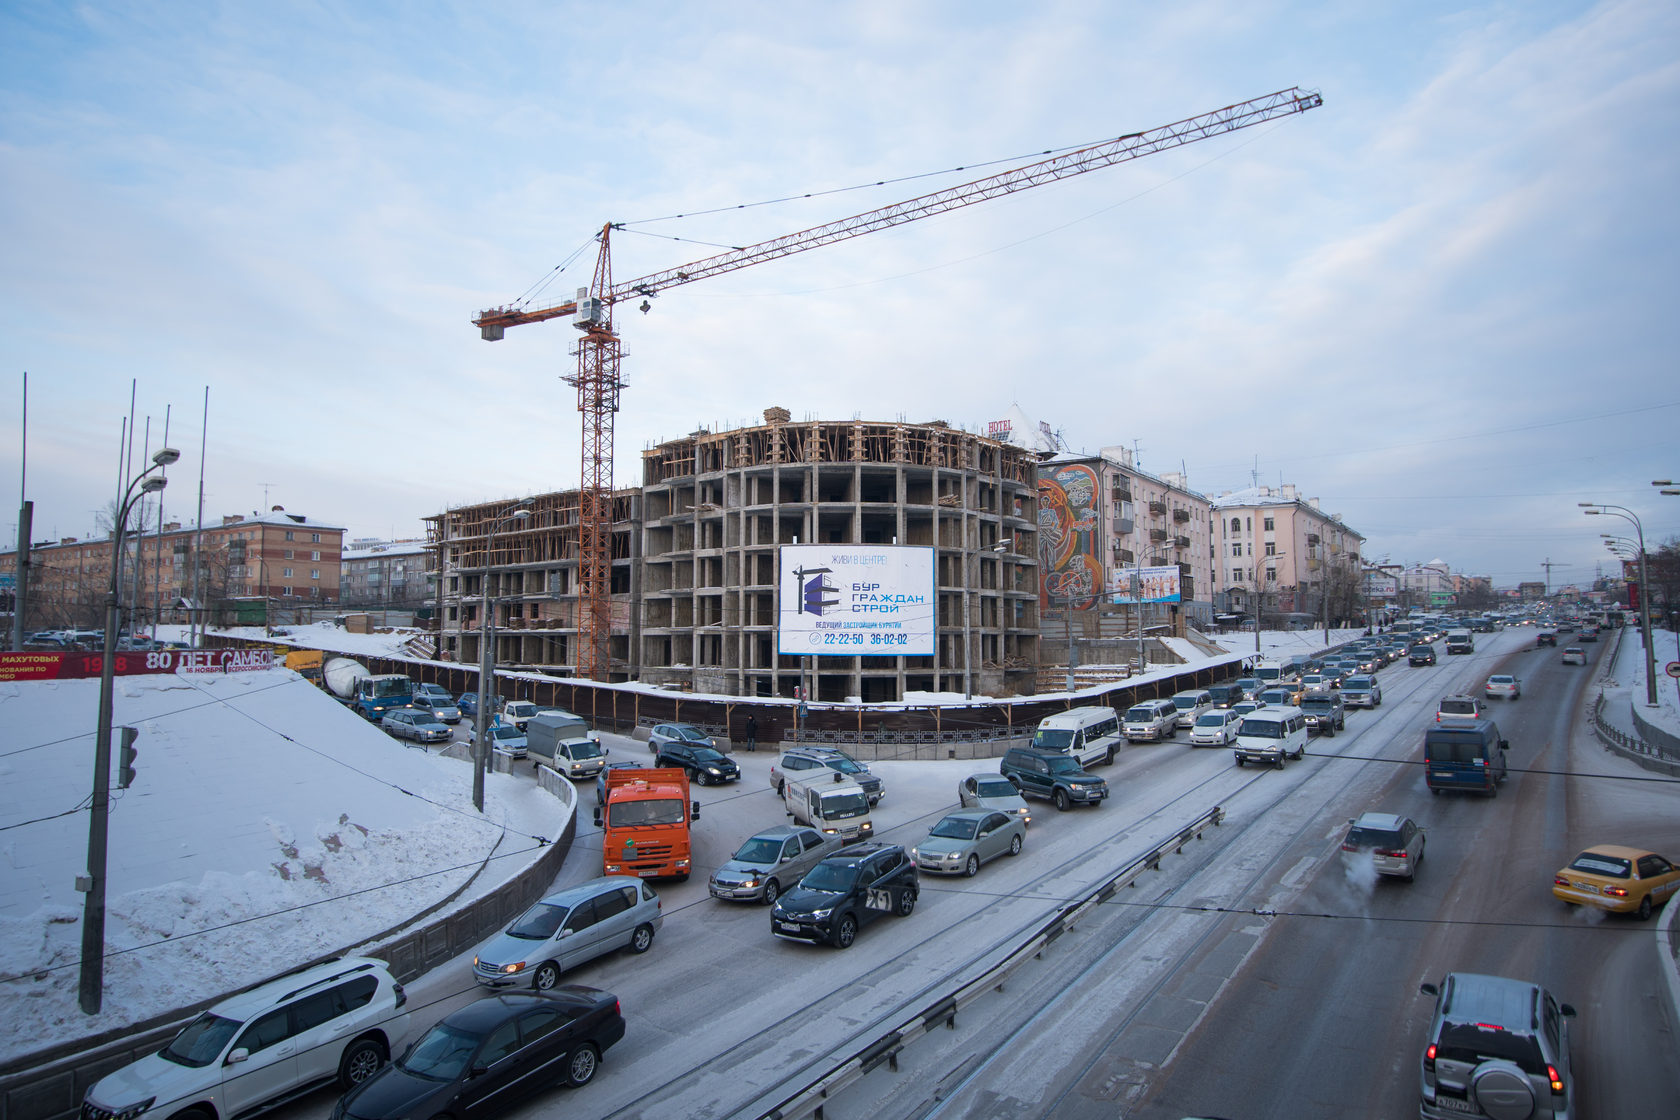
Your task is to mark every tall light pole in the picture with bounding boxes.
[81,445,179,1014]
[474,507,530,811]
[1252,552,1286,657]
[1581,502,1657,707]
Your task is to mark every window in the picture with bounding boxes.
[594,885,635,921]
[519,1007,568,1045]
[311,532,321,543]
[1266,568,1277,581]
[311,569,320,580]
[1229,517,1241,533]
[284,530,295,541]
[235,1008,291,1054]
[1231,568,1243,582]
[292,989,346,1033]
[1230,544,1242,557]
[1263,517,1274,531]
[284,550,294,559]
[478,1019,523,1065]
[282,567,294,578]
[1264,542,1277,557]
[312,551,320,561]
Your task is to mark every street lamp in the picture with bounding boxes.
[473,507,530,811]
[1252,552,1286,657]
[1580,502,1657,707]
[997,535,1074,692]
[81,445,179,1014]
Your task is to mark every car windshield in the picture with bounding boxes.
[1260,691,1292,705]
[1172,696,1200,711]
[411,712,444,726]
[1033,729,1075,750]
[690,748,727,765]
[1045,756,1083,775]
[826,757,863,775]
[732,837,784,863]
[1235,678,1259,691]
[821,790,870,819]
[490,725,523,741]
[569,740,603,758]
[1345,824,1403,848]
[369,678,409,699]
[1301,698,1332,712]
[1239,719,1283,739]
[972,778,1017,799]
[1345,677,1372,688]
[161,1012,242,1067]
[1425,736,1488,765]
[930,817,980,840]
[1489,676,1514,686]
[1124,706,1156,722]
[1194,713,1228,727]
[1440,701,1476,716]
[801,862,859,893]
[1568,852,1631,877]
[673,726,709,742]
[398,1022,483,1081]
[506,902,568,940]
[608,798,686,827]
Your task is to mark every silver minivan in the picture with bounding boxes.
[1169,689,1215,729]
[473,876,661,991]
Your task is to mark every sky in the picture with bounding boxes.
[2,1,1677,590]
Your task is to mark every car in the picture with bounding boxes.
[1535,631,1557,647]
[501,700,541,729]
[708,825,842,905]
[646,722,718,755]
[335,988,623,1118]
[770,842,918,948]
[912,810,1025,877]
[483,721,528,757]
[413,682,453,704]
[1578,626,1598,642]
[998,746,1109,810]
[1122,699,1179,742]
[652,740,740,785]
[380,708,452,744]
[1417,973,1575,1120]
[472,877,662,990]
[1205,683,1246,708]
[1485,674,1522,700]
[957,772,1032,824]
[771,745,884,805]
[82,958,409,1120]
[1342,811,1425,880]
[1556,622,1575,633]
[1551,845,1680,920]
[1257,686,1301,708]
[1229,698,1267,719]
[1232,677,1263,700]
[594,760,645,806]
[1340,675,1382,708]
[1436,694,1483,724]
[456,691,482,717]
[409,694,461,724]
[1188,708,1242,747]
[1298,673,1334,693]
[1168,690,1215,729]
[1408,643,1437,666]
[1561,647,1586,666]
[1298,691,1346,736]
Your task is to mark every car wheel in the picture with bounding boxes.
[897,889,917,917]
[630,922,655,953]
[774,779,786,797]
[564,1043,601,1088]
[1009,834,1023,857]
[1638,894,1654,921]
[762,879,780,906]
[964,853,980,877]
[835,915,858,948]
[694,769,710,786]
[1236,756,1245,767]
[1052,788,1071,812]
[1105,748,1115,765]
[648,741,659,755]
[532,961,561,991]
[1323,725,1335,738]
[1275,756,1285,769]
[338,1037,386,1089]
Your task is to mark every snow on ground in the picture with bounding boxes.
[0,668,566,1062]
[1607,623,1680,741]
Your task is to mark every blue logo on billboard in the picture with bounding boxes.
[794,565,838,617]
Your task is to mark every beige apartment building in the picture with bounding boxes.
[1212,485,1364,626]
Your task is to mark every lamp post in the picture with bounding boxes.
[1581,502,1657,707]
[474,507,530,812]
[81,446,179,1014]
[1252,552,1286,657]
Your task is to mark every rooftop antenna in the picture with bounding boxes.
[259,482,275,510]
[1250,456,1259,489]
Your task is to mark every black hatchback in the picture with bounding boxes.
[1408,643,1437,666]
[333,989,624,1120]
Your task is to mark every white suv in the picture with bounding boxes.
[83,958,410,1120]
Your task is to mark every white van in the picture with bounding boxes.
[1252,664,1285,687]
[1032,706,1124,767]
[1233,705,1308,768]
[1169,689,1215,729]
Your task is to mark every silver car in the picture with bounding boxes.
[410,694,461,724]
[957,773,1031,825]
[1340,675,1383,708]
[1342,811,1425,880]
[1418,973,1575,1120]
[1484,674,1522,700]
[911,810,1025,877]
[473,876,661,990]
[708,825,842,905]
[381,708,451,744]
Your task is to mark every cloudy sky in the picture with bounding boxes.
[2,1,1675,590]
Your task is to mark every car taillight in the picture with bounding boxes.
[1424,1042,1437,1071]
[1554,876,1571,888]
[1603,886,1628,898]
[1376,849,1407,859]
[1548,1064,1563,1093]
[1341,842,1357,852]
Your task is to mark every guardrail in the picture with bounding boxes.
[1592,691,1680,775]
[751,804,1226,1120]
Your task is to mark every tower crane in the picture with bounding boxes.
[474,86,1322,680]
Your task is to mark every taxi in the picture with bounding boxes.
[1552,844,1680,920]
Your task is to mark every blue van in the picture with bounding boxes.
[1423,720,1508,796]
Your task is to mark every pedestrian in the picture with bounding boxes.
[744,714,758,753]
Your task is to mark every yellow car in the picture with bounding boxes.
[1552,845,1680,920]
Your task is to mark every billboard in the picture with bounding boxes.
[1365,575,1398,598]
[778,544,934,657]
[0,648,275,682]
[1109,565,1182,604]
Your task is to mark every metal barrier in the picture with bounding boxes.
[751,804,1226,1120]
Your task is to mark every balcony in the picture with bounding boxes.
[1172,508,1190,523]
[1149,528,1168,542]
[1113,547,1135,564]
[1114,487,1133,503]
[1173,535,1190,549]
[1148,500,1167,516]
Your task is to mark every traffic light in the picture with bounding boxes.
[117,726,139,789]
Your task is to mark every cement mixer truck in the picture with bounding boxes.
[322,656,413,721]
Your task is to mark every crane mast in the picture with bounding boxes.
[474,86,1322,681]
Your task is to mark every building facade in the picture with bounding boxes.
[340,539,429,609]
[1212,486,1364,626]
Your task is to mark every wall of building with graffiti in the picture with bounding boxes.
[1038,464,1103,612]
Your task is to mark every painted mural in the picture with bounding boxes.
[1037,464,1102,611]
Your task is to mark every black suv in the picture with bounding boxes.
[999,747,1108,811]
[770,843,917,948]
[652,741,740,785]
[1298,691,1346,736]
[1408,643,1438,666]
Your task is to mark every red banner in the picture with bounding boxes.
[0,648,275,682]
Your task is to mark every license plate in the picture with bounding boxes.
[637,869,660,878]
[777,921,801,933]
[1434,1094,1476,1114]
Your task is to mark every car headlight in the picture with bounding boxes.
[811,907,833,919]
[110,1100,155,1120]
[500,961,526,974]
[706,767,723,775]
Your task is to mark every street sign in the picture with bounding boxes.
[1665,661,1680,679]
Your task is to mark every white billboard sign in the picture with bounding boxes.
[778,544,935,657]
[1108,565,1182,604]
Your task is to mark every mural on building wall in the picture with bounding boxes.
[1038,465,1102,611]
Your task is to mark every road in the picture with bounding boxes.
[264,627,1679,1119]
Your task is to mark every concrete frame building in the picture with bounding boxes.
[1212,485,1364,625]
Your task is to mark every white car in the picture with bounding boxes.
[957,772,1032,825]
[1484,674,1521,700]
[1188,709,1242,747]
[83,958,410,1120]
[1561,647,1587,666]
[1122,699,1179,742]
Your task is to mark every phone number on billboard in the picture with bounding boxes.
[806,632,912,647]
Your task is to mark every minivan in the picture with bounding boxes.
[473,876,662,990]
[1423,720,1508,796]
[1122,699,1180,742]
[1168,689,1215,729]
[1031,706,1123,768]
[1444,629,1473,655]
[1232,705,1308,768]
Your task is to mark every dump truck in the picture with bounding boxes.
[593,767,701,881]
[322,656,412,721]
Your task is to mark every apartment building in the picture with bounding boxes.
[1213,485,1364,625]
[340,539,429,609]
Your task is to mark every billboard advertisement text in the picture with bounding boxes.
[778,545,935,657]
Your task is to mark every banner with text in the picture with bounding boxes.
[0,648,276,682]
[778,544,935,656]
[1108,565,1183,605]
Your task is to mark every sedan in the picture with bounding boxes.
[651,741,739,785]
[1188,709,1242,747]
[646,723,716,754]
[1579,626,1599,641]
[911,810,1025,877]
[1561,647,1587,666]
[1552,845,1680,919]
[411,695,462,724]
[1484,674,1522,700]
[456,692,481,717]
[488,722,528,757]
[334,989,624,1120]
[957,773,1031,824]
[708,825,841,905]
[381,709,452,744]
[1341,811,1425,880]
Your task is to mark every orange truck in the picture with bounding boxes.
[593,767,701,881]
